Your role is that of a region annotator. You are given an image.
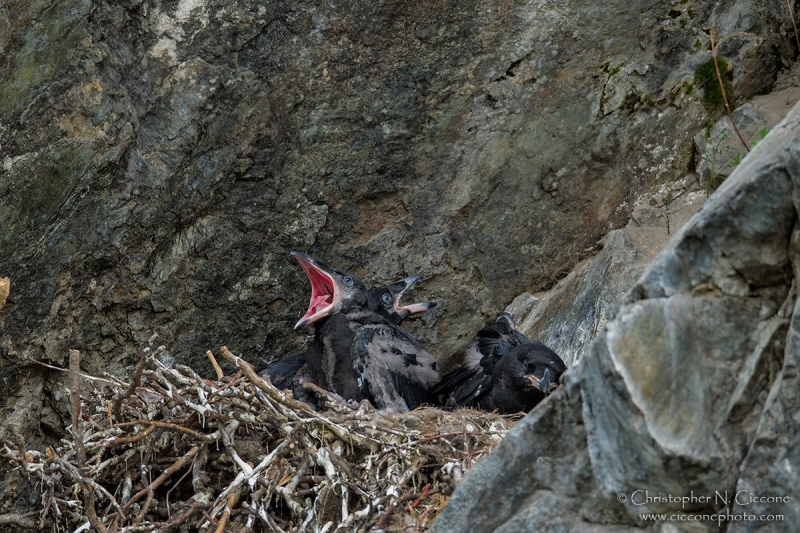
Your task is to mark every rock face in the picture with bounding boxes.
[0,1,795,441]
[695,85,800,195]
[505,184,706,366]
[506,86,800,368]
[430,102,800,532]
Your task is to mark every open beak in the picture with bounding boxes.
[398,300,437,314]
[291,252,341,329]
[387,275,437,315]
[523,368,557,394]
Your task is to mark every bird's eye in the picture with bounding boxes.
[344,277,353,286]
[382,293,392,304]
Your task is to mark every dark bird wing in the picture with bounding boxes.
[430,364,480,400]
[258,352,307,391]
[448,372,493,407]
[257,353,320,409]
[433,313,528,405]
[466,313,529,373]
[351,323,439,412]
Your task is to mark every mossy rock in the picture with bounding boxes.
[0,0,90,119]
[694,56,733,114]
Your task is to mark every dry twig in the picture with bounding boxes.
[112,348,148,425]
[709,30,749,152]
[1,345,518,532]
[0,512,38,529]
[206,351,225,381]
[787,0,800,54]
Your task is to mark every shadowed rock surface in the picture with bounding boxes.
[0,0,794,396]
[429,101,800,532]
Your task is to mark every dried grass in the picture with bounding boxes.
[1,346,518,532]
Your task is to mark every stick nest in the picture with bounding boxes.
[1,346,518,532]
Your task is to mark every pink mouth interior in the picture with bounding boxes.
[297,258,335,324]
